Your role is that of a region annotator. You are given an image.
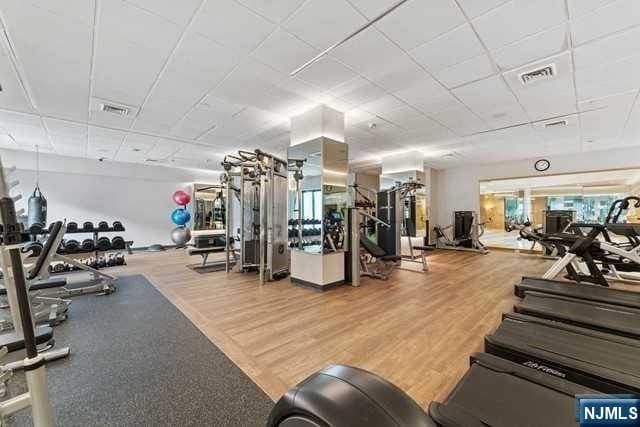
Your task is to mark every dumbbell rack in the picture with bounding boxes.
[56,224,128,275]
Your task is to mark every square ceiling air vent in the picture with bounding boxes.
[100,103,130,116]
[519,63,556,85]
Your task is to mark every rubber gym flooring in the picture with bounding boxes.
[6,275,273,426]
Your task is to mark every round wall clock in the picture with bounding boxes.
[534,159,550,172]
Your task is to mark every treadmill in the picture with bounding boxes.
[428,353,596,427]
[267,353,601,427]
[515,291,640,339]
[515,276,640,309]
[486,312,640,394]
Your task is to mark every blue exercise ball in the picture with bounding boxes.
[171,208,191,226]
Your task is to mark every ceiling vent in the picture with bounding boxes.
[544,119,568,128]
[100,103,130,116]
[518,63,556,85]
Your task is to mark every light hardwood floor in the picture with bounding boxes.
[106,249,567,407]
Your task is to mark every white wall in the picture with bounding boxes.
[434,147,640,227]
[0,149,220,247]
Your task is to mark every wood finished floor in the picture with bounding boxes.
[105,249,572,407]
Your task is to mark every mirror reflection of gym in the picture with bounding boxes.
[192,183,226,231]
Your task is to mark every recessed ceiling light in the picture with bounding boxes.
[144,158,159,162]
[368,122,377,129]
[132,148,142,152]
[493,112,507,119]
[544,120,568,128]
[441,153,455,159]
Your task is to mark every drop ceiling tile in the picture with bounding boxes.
[331,27,405,74]
[380,106,441,131]
[435,53,495,88]
[571,0,640,45]
[394,77,458,113]
[504,52,577,121]
[428,104,490,135]
[192,0,275,53]
[363,55,429,93]
[26,0,94,25]
[94,34,168,106]
[574,54,640,101]
[622,97,640,144]
[101,0,182,54]
[42,118,88,137]
[295,57,358,91]
[356,119,408,139]
[533,117,580,144]
[456,0,510,19]
[252,29,319,73]
[411,24,485,73]
[237,0,307,23]
[360,95,406,115]
[330,77,388,106]
[345,109,377,126]
[126,0,202,26]
[491,24,568,71]
[347,0,397,19]
[168,30,240,84]
[214,59,288,106]
[567,0,617,18]
[452,75,528,126]
[376,0,465,51]
[145,139,183,159]
[573,26,640,70]
[0,44,35,113]
[284,0,366,49]
[472,0,566,50]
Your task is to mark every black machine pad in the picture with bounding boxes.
[0,325,54,353]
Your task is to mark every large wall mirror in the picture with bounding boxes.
[478,168,640,250]
[192,183,225,231]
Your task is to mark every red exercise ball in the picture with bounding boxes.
[172,190,191,206]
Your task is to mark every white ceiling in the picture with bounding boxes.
[0,0,638,171]
[480,168,640,193]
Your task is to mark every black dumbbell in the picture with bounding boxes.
[63,239,80,253]
[83,221,94,231]
[29,223,44,235]
[96,236,111,251]
[106,255,116,267]
[112,221,124,231]
[115,254,126,266]
[97,257,107,268]
[111,236,126,250]
[98,221,110,231]
[22,241,43,258]
[81,239,95,252]
[53,263,66,273]
[48,223,56,233]
[66,222,78,232]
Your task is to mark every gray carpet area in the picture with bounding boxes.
[7,275,274,426]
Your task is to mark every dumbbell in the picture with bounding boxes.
[111,236,126,250]
[83,221,94,231]
[66,222,78,232]
[112,221,124,231]
[97,257,107,268]
[63,239,80,253]
[98,221,110,231]
[28,223,45,235]
[48,223,56,233]
[106,255,116,267]
[53,263,66,273]
[81,239,95,252]
[96,236,111,252]
[22,241,43,258]
[115,254,126,266]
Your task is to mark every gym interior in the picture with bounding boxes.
[0,1,638,426]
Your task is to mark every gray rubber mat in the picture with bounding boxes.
[6,274,273,426]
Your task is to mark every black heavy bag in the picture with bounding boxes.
[27,186,47,228]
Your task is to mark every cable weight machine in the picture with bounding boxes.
[221,149,289,284]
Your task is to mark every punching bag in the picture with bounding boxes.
[27,185,47,228]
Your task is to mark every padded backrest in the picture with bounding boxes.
[360,235,386,258]
[28,221,62,280]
